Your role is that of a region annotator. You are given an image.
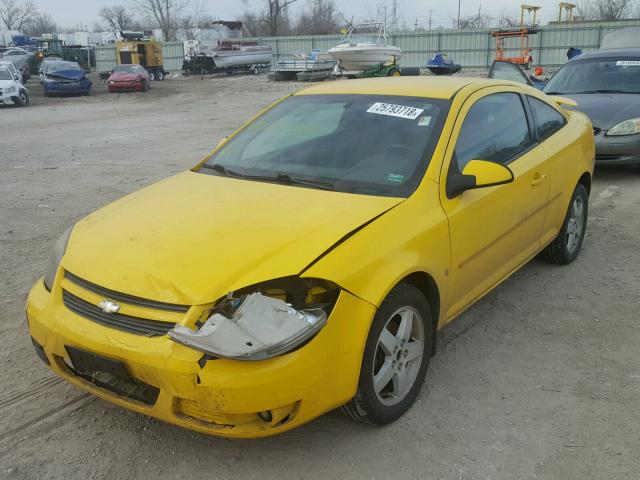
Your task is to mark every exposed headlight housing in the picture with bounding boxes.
[43,227,73,291]
[5,85,15,93]
[606,118,640,136]
[169,277,339,361]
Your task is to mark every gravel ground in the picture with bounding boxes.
[1,73,639,480]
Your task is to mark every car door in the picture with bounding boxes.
[439,87,551,322]
[488,60,546,90]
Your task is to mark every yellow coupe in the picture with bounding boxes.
[27,77,594,438]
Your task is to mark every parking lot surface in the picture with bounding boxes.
[1,74,639,479]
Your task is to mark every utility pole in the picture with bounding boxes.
[457,0,461,29]
[428,9,433,32]
[392,0,397,32]
[414,18,418,31]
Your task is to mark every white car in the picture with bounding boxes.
[0,63,29,106]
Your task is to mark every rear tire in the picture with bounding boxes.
[544,183,588,265]
[154,71,164,81]
[342,284,433,425]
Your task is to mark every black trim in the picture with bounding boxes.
[31,337,50,366]
[62,290,176,337]
[65,271,189,313]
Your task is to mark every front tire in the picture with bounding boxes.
[544,183,588,265]
[12,90,30,106]
[342,284,433,425]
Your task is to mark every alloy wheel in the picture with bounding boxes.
[372,306,425,406]
[566,195,585,253]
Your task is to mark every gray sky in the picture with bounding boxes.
[43,0,569,31]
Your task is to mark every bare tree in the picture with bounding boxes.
[266,0,297,36]
[23,12,56,35]
[295,0,341,35]
[0,0,38,30]
[131,0,187,40]
[98,5,134,32]
[576,0,635,20]
[452,13,492,29]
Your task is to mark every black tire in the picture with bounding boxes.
[12,90,29,106]
[155,71,164,81]
[544,183,588,265]
[342,284,433,425]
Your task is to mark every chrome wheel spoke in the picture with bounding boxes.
[393,370,410,399]
[396,310,414,342]
[373,360,394,393]
[379,328,396,355]
[405,341,423,362]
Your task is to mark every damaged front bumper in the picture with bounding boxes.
[26,278,376,438]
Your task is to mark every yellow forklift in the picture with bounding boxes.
[116,32,167,80]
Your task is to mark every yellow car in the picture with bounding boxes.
[27,77,594,438]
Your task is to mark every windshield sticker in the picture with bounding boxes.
[367,102,424,120]
[387,173,405,183]
[616,60,640,66]
[417,116,432,127]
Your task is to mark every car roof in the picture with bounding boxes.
[572,48,640,60]
[294,76,500,100]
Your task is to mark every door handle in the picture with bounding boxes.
[531,173,547,186]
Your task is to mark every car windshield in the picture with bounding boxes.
[47,63,81,73]
[0,68,12,80]
[544,57,640,94]
[114,65,140,73]
[199,94,449,197]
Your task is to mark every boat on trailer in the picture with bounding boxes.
[328,22,402,72]
[210,21,272,71]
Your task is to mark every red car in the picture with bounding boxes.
[107,64,151,92]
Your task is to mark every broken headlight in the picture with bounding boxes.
[43,226,73,292]
[169,277,339,361]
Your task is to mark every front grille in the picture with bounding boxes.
[63,290,176,337]
[65,271,189,312]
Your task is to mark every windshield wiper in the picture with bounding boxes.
[574,89,637,94]
[272,173,335,191]
[201,164,335,191]
[201,163,246,178]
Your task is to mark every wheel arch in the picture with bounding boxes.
[578,171,591,196]
[397,271,440,356]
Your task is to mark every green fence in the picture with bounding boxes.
[258,19,640,68]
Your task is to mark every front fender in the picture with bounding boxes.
[302,180,451,321]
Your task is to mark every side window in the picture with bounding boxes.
[528,96,566,141]
[454,92,532,171]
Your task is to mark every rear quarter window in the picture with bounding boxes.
[528,96,566,141]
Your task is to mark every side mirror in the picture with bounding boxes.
[446,159,514,198]
[14,74,19,81]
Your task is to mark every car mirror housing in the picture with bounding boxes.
[447,160,514,198]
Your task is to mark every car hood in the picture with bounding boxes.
[62,171,402,305]
[109,72,141,81]
[562,93,640,130]
[47,69,85,81]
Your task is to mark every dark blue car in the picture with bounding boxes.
[41,61,92,96]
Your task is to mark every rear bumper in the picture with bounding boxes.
[26,278,376,438]
[595,133,640,165]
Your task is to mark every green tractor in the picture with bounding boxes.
[31,38,91,73]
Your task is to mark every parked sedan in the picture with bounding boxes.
[0,63,29,106]
[27,77,594,438]
[543,48,640,171]
[107,64,151,92]
[41,61,92,97]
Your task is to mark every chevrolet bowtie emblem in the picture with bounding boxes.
[98,299,120,314]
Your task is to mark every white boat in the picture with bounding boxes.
[210,21,273,69]
[328,22,402,71]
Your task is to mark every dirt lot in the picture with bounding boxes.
[1,73,639,480]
